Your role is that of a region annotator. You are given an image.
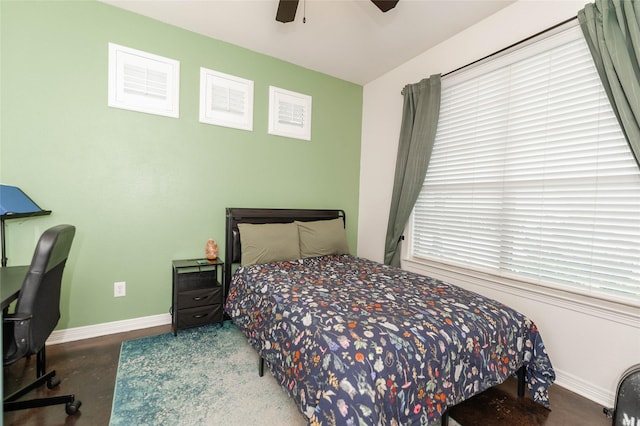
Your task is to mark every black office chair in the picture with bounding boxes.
[3,224,82,415]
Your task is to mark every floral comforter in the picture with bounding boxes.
[225,255,555,426]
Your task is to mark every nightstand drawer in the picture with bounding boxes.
[177,287,222,309]
[176,304,223,329]
[175,269,218,292]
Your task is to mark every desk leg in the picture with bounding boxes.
[1,218,7,267]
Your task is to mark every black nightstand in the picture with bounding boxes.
[171,258,224,336]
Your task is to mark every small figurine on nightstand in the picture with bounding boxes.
[205,239,218,260]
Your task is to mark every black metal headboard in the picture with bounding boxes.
[224,208,346,298]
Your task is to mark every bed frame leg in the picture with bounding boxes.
[517,365,526,397]
[441,410,449,426]
[258,357,265,377]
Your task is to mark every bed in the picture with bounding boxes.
[223,208,555,426]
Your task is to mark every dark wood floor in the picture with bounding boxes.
[3,325,611,426]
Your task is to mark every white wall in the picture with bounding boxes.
[358,0,639,408]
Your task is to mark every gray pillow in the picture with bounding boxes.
[296,218,349,258]
[238,222,301,266]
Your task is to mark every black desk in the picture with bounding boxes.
[0,265,28,310]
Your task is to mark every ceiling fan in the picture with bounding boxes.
[276,0,399,23]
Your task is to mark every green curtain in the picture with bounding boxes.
[384,75,441,266]
[579,0,640,168]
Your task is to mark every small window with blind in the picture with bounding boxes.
[199,68,254,131]
[108,43,180,118]
[409,24,640,306]
[268,86,312,141]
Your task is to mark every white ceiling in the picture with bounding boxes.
[102,0,515,85]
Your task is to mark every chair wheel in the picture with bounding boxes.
[47,376,61,389]
[65,400,81,415]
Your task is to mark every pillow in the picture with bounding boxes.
[296,218,349,258]
[238,222,300,266]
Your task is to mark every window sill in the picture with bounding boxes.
[402,257,640,328]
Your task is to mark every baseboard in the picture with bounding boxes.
[47,313,172,345]
[553,368,614,409]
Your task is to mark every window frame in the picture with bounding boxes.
[404,23,640,309]
[199,67,254,131]
[268,86,312,141]
[108,43,180,118]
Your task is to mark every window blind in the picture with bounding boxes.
[411,25,640,303]
[278,101,305,127]
[211,84,245,114]
[123,63,168,100]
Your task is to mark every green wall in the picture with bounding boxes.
[0,1,362,329]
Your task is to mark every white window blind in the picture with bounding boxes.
[211,85,245,114]
[278,101,305,127]
[123,64,168,99]
[411,25,640,304]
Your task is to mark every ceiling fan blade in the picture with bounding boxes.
[276,0,299,23]
[371,0,399,12]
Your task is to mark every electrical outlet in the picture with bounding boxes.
[114,281,126,297]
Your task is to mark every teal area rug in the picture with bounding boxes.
[110,321,303,425]
[110,320,461,426]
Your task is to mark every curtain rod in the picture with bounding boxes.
[442,16,578,78]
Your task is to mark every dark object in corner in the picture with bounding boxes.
[371,0,399,12]
[276,0,299,23]
[276,0,398,23]
[604,364,640,425]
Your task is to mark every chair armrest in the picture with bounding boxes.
[3,313,32,322]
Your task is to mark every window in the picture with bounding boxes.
[108,43,180,118]
[268,86,312,141]
[409,24,640,305]
[199,68,254,131]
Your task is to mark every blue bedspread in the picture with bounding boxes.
[225,255,555,425]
